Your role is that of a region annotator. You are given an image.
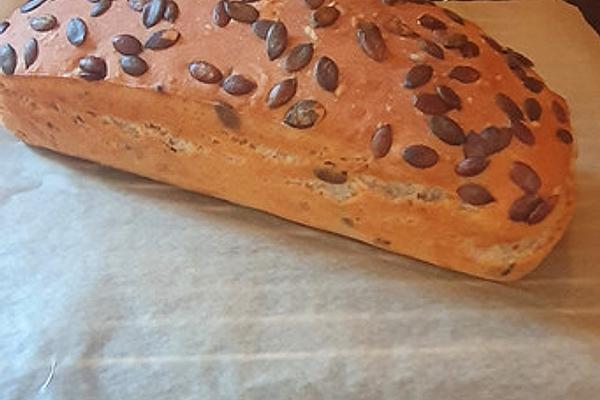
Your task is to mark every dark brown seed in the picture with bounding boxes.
[0,21,9,35]
[370,124,393,158]
[460,41,480,58]
[509,194,543,222]
[495,93,524,121]
[356,21,387,62]
[506,55,529,73]
[310,6,340,28]
[214,101,240,130]
[436,85,461,110]
[23,38,38,69]
[524,98,542,122]
[505,52,523,71]
[143,0,166,28]
[442,8,464,25]
[404,64,433,89]
[314,165,348,185]
[20,0,47,13]
[510,64,528,80]
[212,1,230,27]
[528,197,556,225]
[252,19,275,40]
[266,78,297,108]
[510,161,541,194]
[383,17,418,38]
[79,56,107,81]
[415,1,437,7]
[29,14,57,32]
[315,56,338,92]
[418,14,447,31]
[112,35,143,56]
[418,39,444,59]
[304,0,324,9]
[449,66,480,83]
[442,33,467,49]
[506,48,534,68]
[266,22,287,61]
[457,184,495,206]
[119,55,148,77]
[91,0,112,17]
[413,93,449,115]
[0,44,17,75]
[222,74,257,96]
[403,145,439,169]
[481,34,504,53]
[463,132,488,158]
[144,29,180,50]
[66,18,87,47]
[556,129,573,144]
[511,120,535,146]
[284,43,313,72]
[128,0,150,12]
[455,157,489,177]
[480,126,512,155]
[552,100,568,123]
[163,1,179,23]
[284,100,326,129]
[522,76,544,93]
[188,61,223,84]
[224,1,259,24]
[428,115,465,145]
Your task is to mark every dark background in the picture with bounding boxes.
[566,0,600,35]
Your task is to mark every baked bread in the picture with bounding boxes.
[0,0,576,281]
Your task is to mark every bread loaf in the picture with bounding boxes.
[0,0,576,281]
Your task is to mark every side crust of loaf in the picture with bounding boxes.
[0,76,575,281]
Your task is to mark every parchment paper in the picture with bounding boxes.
[1,1,600,399]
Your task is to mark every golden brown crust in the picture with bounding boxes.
[0,0,576,280]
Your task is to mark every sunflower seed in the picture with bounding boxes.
[404,64,433,89]
[428,115,465,145]
[222,74,257,96]
[112,34,143,55]
[266,78,297,108]
[284,43,313,72]
[79,55,107,81]
[356,21,387,62]
[284,100,326,129]
[315,56,339,92]
[266,21,287,60]
[144,29,180,50]
[24,38,38,69]
[66,18,87,47]
[457,184,495,206]
[0,44,17,75]
[510,161,541,193]
[188,61,223,84]
[310,6,340,28]
[29,14,57,32]
[370,124,393,158]
[403,145,439,169]
[449,65,480,83]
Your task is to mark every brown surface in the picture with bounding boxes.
[0,0,576,280]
